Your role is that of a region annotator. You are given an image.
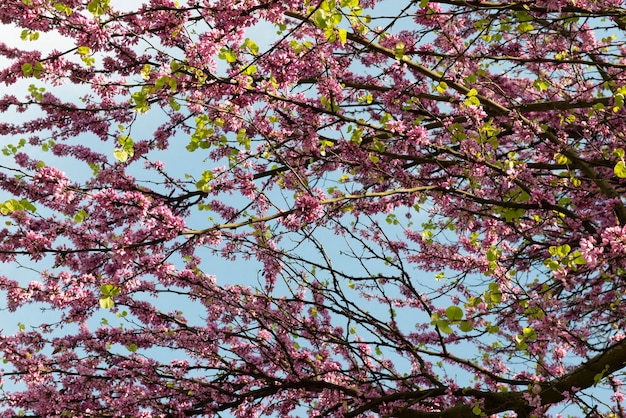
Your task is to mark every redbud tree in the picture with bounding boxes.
[1,0,626,416]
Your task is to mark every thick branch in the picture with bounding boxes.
[390,338,626,417]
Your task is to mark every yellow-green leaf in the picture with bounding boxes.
[243,38,259,55]
[615,160,626,178]
[517,22,534,33]
[338,28,347,45]
[522,327,537,340]
[533,79,550,91]
[113,149,129,162]
[99,296,115,309]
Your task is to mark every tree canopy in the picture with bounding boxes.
[1,0,626,416]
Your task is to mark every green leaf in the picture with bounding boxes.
[445,305,463,321]
[593,365,609,386]
[140,64,151,80]
[556,244,571,257]
[21,63,33,77]
[87,0,109,16]
[20,29,40,41]
[524,306,544,320]
[544,258,560,271]
[486,247,499,262]
[154,76,166,89]
[218,48,237,63]
[88,162,100,175]
[489,290,502,304]
[126,343,138,352]
[114,136,134,162]
[594,372,603,385]
[459,320,474,332]
[100,284,121,296]
[131,90,150,113]
[243,64,257,75]
[74,209,88,223]
[464,96,481,107]
[503,208,525,222]
[170,60,183,73]
[27,84,45,100]
[20,200,36,213]
[614,93,624,112]
[0,199,35,215]
[169,97,181,111]
[486,324,499,334]
[394,41,405,60]
[313,9,330,28]
[533,79,550,91]
[515,335,528,350]
[436,319,453,334]
[169,77,177,91]
[118,135,133,149]
[554,152,569,165]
